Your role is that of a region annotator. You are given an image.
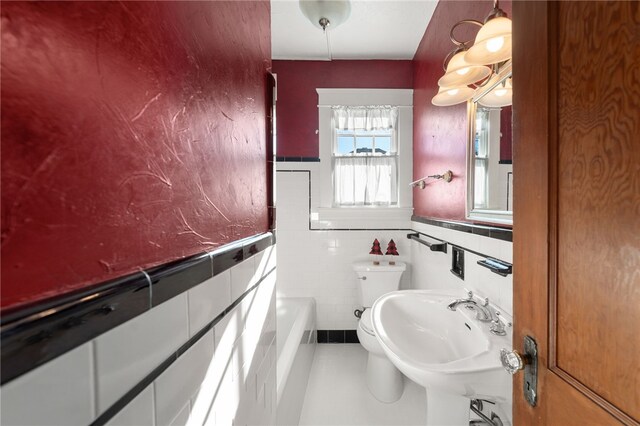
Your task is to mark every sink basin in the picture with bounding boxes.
[371,289,511,402]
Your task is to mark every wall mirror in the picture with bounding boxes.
[466,63,513,225]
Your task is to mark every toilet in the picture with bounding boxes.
[353,260,406,403]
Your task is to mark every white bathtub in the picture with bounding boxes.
[276,297,317,426]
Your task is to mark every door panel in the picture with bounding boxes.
[513,1,639,425]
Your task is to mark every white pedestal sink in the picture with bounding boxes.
[371,289,511,426]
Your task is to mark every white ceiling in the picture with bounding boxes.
[271,1,438,60]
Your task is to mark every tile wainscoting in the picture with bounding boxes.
[0,234,277,426]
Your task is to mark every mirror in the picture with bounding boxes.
[467,64,513,225]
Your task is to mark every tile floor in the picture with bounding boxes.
[299,344,426,425]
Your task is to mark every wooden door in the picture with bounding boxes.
[513,2,639,425]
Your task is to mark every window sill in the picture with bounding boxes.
[311,207,413,230]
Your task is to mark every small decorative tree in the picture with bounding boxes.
[370,239,383,265]
[385,239,399,265]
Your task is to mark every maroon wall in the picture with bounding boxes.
[1,1,271,310]
[412,0,511,221]
[272,60,413,158]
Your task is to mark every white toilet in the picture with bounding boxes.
[353,260,406,403]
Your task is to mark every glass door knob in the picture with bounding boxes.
[500,348,525,374]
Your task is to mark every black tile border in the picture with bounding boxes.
[0,232,274,385]
[411,215,512,242]
[275,156,320,162]
[317,329,359,344]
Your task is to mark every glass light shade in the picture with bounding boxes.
[478,78,512,107]
[464,17,512,65]
[432,86,476,107]
[299,0,351,30]
[438,51,492,88]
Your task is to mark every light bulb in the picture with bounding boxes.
[495,88,508,97]
[447,89,459,96]
[456,67,470,75]
[486,36,505,53]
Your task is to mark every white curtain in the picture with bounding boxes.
[332,106,398,131]
[334,156,398,206]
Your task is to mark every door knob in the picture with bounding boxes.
[501,336,539,407]
[500,348,525,374]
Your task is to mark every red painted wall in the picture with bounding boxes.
[272,60,413,158]
[1,1,271,310]
[412,0,511,222]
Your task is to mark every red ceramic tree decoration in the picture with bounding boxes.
[385,239,399,265]
[370,239,383,264]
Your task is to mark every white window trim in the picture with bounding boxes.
[314,89,413,229]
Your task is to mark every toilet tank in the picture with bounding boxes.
[353,261,406,308]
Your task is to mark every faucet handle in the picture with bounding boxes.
[490,311,508,336]
[482,297,489,307]
[466,291,474,300]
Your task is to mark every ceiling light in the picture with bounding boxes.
[299,0,351,32]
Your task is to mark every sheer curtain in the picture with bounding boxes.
[333,106,397,131]
[332,106,398,206]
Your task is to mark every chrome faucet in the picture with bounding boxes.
[447,292,492,322]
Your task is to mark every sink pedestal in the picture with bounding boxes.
[425,391,469,426]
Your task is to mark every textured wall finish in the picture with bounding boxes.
[272,60,413,158]
[412,0,511,221]
[1,1,271,310]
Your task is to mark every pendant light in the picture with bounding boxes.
[299,0,351,32]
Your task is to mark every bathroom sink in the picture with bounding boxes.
[371,289,511,402]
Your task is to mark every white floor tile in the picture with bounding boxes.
[299,344,425,426]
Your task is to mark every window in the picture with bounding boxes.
[331,106,398,206]
[473,108,490,209]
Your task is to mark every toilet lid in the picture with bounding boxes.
[360,309,375,336]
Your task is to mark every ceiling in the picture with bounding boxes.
[271,1,438,60]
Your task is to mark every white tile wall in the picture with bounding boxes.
[410,221,513,315]
[154,331,214,425]
[1,246,277,426]
[0,343,95,426]
[276,171,412,330]
[188,270,231,337]
[94,293,190,414]
[106,385,154,426]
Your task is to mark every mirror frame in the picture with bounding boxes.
[466,61,513,225]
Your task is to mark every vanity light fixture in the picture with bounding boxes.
[299,0,351,60]
[431,0,512,107]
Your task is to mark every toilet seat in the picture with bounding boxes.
[359,309,375,336]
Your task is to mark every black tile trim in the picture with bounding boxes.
[275,156,321,162]
[317,330,359,344]
[148,254,212,307]
[0,232,274,386]
[1,273,150,385]
[91,266,276,426]
[411,215,512,242]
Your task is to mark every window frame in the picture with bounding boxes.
[313,89,414,229]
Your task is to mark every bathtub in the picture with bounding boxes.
[276,297,317,426]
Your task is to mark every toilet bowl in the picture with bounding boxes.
[357,309,404,403]
[352,260,407,403]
